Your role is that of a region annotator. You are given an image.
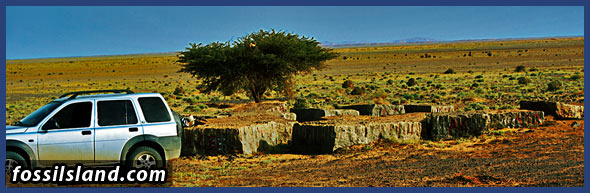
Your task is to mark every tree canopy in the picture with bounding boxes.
[177,29,339,102]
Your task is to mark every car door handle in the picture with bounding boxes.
[129,127,138,132]
[81,130,92,135]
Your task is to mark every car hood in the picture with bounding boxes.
[6,125,29,134]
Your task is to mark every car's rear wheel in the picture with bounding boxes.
[6,151,27,175]
[127,146,163,169]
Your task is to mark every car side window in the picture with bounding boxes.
[97,100,138,126]
[42,102,92,130]
[138,97,171,123]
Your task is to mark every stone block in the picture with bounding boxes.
[404,105,455,113]
[290,108,359,122]
[337,104,405,116]
[422,110,544,140]
[182,121,296,155]
[292,116,422,154]
[520,101,583,119]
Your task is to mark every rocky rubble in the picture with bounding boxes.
[337,104,405,116]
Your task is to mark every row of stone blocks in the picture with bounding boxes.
[290,104,455,122]
[336,104,455,116]
[181,109,543,155]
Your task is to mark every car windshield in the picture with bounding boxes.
[13,101,62,127]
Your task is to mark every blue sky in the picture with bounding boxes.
[6,6,584,59]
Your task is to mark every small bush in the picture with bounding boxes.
[517,77,531,85]
[386,79,394,85]
[467,102,488,111]
[350,87,366,95]
[293,98,311,109]
[406,78,417,87]
[173,86,185,96]
[444,68,456,74]
[570,74,582,80]
[342,80,354,89]
[183,97,197,105]
[547,81,562,91]
[515,65,526,72]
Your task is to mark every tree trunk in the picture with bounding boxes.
[253,94,261,103]
[248,84,264,103]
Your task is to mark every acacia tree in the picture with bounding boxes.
[177,29,339,102]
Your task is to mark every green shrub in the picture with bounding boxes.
[403,93,414,100]
[406,78,417,87]
[570,74,582,80]
[293,98,311,109]
[342,80,354,89]
[515,65,526,72]
[547,81,562,91]
[350,87,366,95]
[467,102,488,110]
[444,68,456,74]
[517,77,531,85]
[386,79,394,85]
[475,88,484,94]
[182,97,197,105]
[173,86,185,96]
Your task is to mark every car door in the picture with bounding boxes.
[94,98,143,163]
[37,100,95,166]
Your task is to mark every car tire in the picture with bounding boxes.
[126,146,164,169]
[6,151,28,175]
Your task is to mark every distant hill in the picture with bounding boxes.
[320,36,583,48]
[320,37,442,48]
[8,36,583,60]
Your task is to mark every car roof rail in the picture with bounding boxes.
[60,89,135,99]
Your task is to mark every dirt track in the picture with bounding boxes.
[169,117,584,187]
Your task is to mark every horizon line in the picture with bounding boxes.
[7,35,584,60]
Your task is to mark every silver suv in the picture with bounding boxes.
[6,90,183,171]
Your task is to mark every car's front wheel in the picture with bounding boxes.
[126,146,164,169]
[6,151,28,175]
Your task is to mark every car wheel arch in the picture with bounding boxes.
[120,135,166,165]
[6,140,36,167]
